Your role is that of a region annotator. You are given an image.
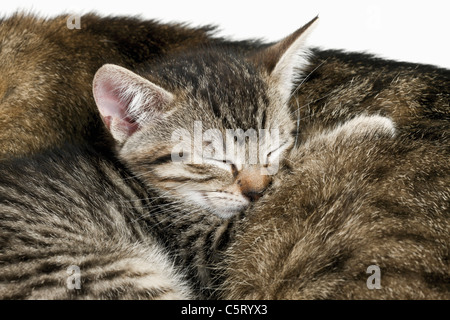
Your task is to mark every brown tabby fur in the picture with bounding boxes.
[220,117,449,299]
[0,15,307,299]
[0,13,448,299]
[219,50,450,299]
[0,12,259,158]
[290,49,450,146]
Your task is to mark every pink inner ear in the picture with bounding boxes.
[94,77,139,137]
[93,64,175,142]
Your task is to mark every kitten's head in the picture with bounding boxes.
[93,18,317,218]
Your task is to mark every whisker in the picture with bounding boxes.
[294,96,300,148]
[289,91,334,116]
[289,59,328,102]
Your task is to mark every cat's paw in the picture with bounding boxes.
[330,114,396,143]
[301,114,397,151]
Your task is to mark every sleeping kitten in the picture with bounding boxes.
[91,17,317,219]
[0,18,318,299]
[2,13,448,300]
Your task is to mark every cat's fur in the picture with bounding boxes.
[0,116,410,300]
[0,145,193,299]
[289,48,450,146]
[218,46,450,300]
[220,115,449,299]
[0,12,261,159]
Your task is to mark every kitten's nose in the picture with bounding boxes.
[242,190,264,202]
[236,167,272,202]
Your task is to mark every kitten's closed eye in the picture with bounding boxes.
[147,152,277,219]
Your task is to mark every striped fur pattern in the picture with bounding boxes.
[87,21,317,296]
[1,14,448,300]
[217,49,450,299]
[0,18,317,300]
[0,146,194,299]
[220,114,450,299]
[0,12,263,159]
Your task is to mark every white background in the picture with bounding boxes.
[2,0,449,68]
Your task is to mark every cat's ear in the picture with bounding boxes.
[93,64,173,143]
[253,16,318,103]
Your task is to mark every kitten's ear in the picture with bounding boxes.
[254,16,318,103]
[93,64,173,143]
